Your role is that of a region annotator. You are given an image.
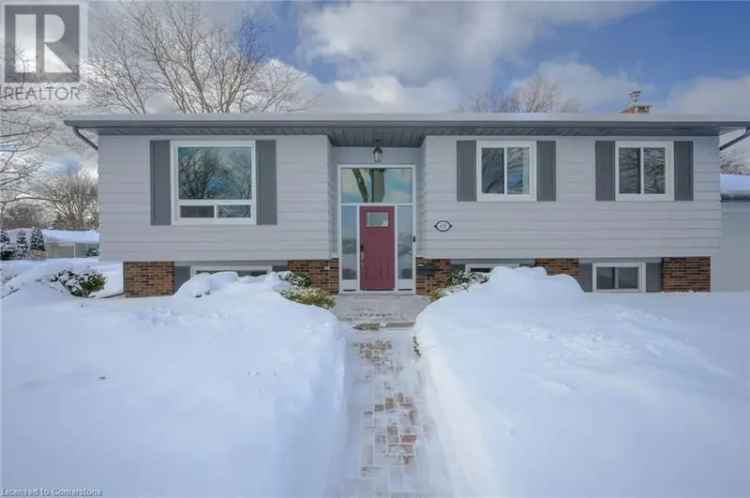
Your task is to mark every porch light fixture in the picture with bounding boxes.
[372,140,383,163]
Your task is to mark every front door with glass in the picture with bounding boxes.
[339,166,415,292]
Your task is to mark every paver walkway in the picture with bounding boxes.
[334,328,452,498]
[333,295,430,327]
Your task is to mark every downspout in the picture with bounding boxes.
[73,126,98,151]
[719,127,750,151]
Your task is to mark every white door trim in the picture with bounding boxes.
[337,164,417,294]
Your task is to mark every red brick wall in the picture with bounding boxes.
[416,258,452,296]
[124,261,175,297]
[287,259,339,294]
[533,258,580,278]
[663,257,711,292]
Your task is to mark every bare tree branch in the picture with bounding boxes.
[85,0,311,114]
[462,75,580,113]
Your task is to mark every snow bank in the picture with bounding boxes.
[3,272,345,497]
[417,267,750,497]
[1,258,122,298]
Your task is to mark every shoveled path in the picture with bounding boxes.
[334,328,452,498]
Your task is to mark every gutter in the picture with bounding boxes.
[73,126,98,151]
[720,127,750,151]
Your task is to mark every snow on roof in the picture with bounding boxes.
[721,174,750,200]
[5,229,99,244]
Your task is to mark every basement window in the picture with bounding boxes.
[172,141,256,224]
[593,262,645,292]
[191,266,271,278]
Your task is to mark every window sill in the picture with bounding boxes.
[477,195,537,203]
[614,195,674,202]
[173,219,257,226]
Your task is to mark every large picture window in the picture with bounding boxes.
[477,141,536,201]
[172,141,256,224]
[616,142,672,201]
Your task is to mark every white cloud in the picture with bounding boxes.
[665,74,750,114]
[299,2,649,84]
[516,59,649,111]
[313,76,461,112]
[663,74,750,169]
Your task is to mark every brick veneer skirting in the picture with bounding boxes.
[533,258,580,278]
[287,259,339,294]
[662,257,711,292]
[124,261,175,297]
[416,258,452,295]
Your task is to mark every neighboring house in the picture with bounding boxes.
[6,229,99,258]
[713,174,750,291]
[64,113,750,297]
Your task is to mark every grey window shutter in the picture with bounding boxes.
[577,263,593,292]
[256,140,277,225]
[537,141,556,201]
[150,140,171,225]
[674,141,694,201]
[175,265,191,290]
[595,141,616,201]
[457,140,477,202]
[646,262,662,292]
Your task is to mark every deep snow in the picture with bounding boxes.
[2,265,346,497]
[417,267,750,498]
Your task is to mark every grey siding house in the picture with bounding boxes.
[64,113,750,296]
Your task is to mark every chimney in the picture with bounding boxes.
[622,90,651,114]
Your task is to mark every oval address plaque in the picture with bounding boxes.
[433,220,453,232]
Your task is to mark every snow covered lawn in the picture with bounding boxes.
[2,262,345,497]
[417,267,750,498]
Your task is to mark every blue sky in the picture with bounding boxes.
[245,1,750,114]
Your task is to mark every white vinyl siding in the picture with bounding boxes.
[97,134,331,261]
[421,135,720,259]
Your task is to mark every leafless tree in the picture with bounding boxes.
[85,0,314,114]
[721,148,750,175]
[463,75,580,113]
[0,54,56,224]
[34,168,98,229]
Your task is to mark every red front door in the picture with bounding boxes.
[360,206,395,290]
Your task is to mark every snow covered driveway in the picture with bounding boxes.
[417,267,750,497]
[2,270,345,497]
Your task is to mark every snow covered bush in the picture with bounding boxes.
[280,287,335,309]
[30,227,45,251]
[430,269,489,301]
[0,228,15,260]
[50,269,106,297]
[14,230,29,259]
[278,271,312,288]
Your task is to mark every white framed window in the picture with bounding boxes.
[190,265,271,278]
[477,141,537,201]
[615,141,673,201]
[172,141,256,224]
[593,262,646,292]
